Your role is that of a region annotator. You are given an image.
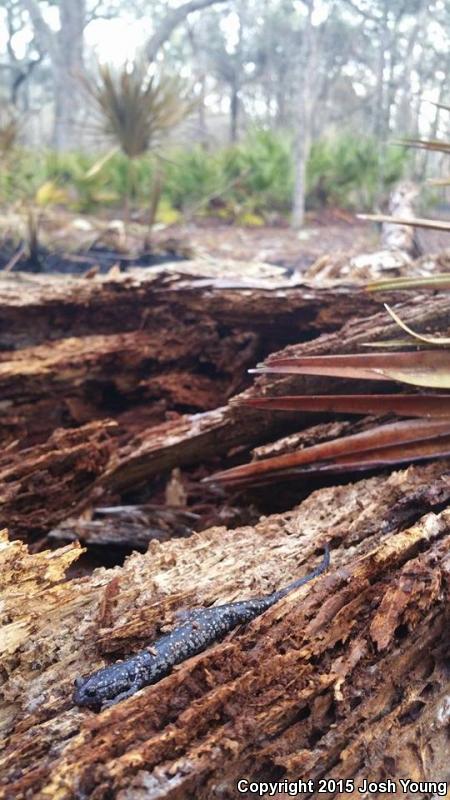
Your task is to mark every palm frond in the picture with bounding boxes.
[394,137,450,155]
[83,60,196,158]
[358,213,450,232]
[252,350,450,389]
[208,418,450,486]
[367,275,450,292]
[240,394,450,417]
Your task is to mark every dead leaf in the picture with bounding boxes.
[241,394,450,418]
[253,350,450,389]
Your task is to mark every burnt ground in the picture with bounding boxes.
[153,210,378,272]
[150,208,450,270]
[1,207,449,275]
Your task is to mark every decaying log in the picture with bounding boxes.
[101,293,450,494]
[49,505,200,550]
[0,421,116,537]
[0,263,393,447]
[0,459,449,798]
[2,289,450,545]
[0,327,257,444]
[0,265,383,350]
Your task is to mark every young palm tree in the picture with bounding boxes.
[84,59,195,222]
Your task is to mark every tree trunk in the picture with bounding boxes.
[291,120,309,228]
[53,0,86,150]
[20,0,86,151]
[291,2,315,229]
[230,76,240,142]
[145,0,228,62]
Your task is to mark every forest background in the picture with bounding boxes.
[0,0,449,230]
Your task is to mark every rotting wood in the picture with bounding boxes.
[0,264,382,349]
[0,263,388,446]
[0,327,258,444]
[0,421,116,538]
[49,504,200,550]
[0,459,449,798]
[2,292,450,545]
[100,294,450,494]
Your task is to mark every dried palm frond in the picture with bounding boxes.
[383,304,450,345]
[367,274,450,292]
[209,420,450,486]
[251,350,450,389]
[394,137,450,155]
[210,124,450,488]
[240,394,450,418]
[358,213,450,232]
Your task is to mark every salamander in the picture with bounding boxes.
[73,545,329,710]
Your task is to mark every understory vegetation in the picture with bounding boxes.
[0,130,408,224]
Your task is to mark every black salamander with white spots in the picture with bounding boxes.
[73,546,329,710]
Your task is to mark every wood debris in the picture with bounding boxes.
[0,258,449,796]
[0,460,449,797]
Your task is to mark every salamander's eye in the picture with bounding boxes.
[85,686,97,697]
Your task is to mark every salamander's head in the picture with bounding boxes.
[73,664,132,710]
[73,675,101,710]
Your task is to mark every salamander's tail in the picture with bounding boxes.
[274,545,330,601]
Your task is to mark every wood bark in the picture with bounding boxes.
[49,504,200,550]
[0,265,385,447]
[20,0,86,150]
[0,459,449,798]
[0,262,391,541]
[1,265,450,543]
[0,421,115,537]
[0,265,383,349]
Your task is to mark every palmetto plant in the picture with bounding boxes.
[84,59,195,221]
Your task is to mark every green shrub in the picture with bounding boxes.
[0,129,408,219]
[0,148,47,204]
[221,130,293,213]
[162,148,224,211]
[307,134,408,210]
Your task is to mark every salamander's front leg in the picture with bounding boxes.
[100,681,144,709]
